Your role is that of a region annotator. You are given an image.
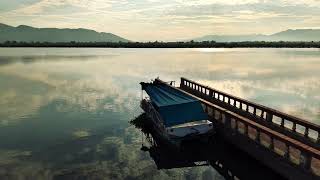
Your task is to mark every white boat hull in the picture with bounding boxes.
[166,120,213,138]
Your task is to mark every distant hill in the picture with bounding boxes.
[193,29,320,42]
[0,23,129,43]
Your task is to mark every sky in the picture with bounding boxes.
[1,0,320,41]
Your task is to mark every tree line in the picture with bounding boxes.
[1,40,320,48]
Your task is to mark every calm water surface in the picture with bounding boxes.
[0,48,319,179]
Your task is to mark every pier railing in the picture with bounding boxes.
[203,97,320,177]
[178,78,320,177]
[180,77,320,149]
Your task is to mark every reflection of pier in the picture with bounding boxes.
[133,113,285,180]
[134,77,320,180]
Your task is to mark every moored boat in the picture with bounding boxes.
[140,78,215,148]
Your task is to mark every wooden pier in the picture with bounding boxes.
[156,77,320,180]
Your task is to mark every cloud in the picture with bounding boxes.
[11,0,67,14]
[0,124,219,180]
[0,54,142,126]
[1,0,320,42]
[73,129,91,138]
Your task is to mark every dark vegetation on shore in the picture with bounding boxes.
[1,41,320,48]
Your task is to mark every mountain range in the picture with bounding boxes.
[1,23,320,42]
[0,23,129,43]
[192,29,320,42]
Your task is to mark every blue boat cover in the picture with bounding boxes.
[142,82,208,127]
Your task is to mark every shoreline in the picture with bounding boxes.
[1,41,320,48]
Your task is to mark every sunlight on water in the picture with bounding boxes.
[193,48,229,53]
[0,48,319,179]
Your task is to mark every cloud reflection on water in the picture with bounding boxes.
[0,48,319,179]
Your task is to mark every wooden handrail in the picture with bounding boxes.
[180,77,320,145]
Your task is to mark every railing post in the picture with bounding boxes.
[212,107,216,118]
[292,123,296,132]
[180,78,185,87]
[284,145,290,160]
[214,110,220,121]
[225,113,231,128]
[260,111,265,119]
[300,152,312,171]
[209,89,213,97]
[281,118,285,128]
[253,108,256,116]
[204,105,208,113]
[235,120,239,132]
[244,124,248,135]
[304,127,309,138]
[266,112,273,123]
[269,137,274,150]
[256,130,261,143]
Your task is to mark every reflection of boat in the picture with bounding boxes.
[140,78,215,148]
[141,134,286,180]
[131,114,286,180]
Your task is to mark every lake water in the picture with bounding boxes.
[0,48,319,179]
